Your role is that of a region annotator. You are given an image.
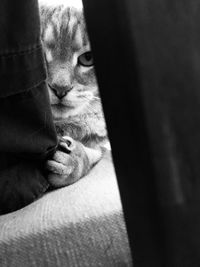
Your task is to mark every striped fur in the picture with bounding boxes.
[40,1,107,148]
[39,0,109,187]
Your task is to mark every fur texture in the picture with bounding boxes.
[39,0,109,187]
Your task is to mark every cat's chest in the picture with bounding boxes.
[55,112,107,146]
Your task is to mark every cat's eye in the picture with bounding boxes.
[78,52,94,67]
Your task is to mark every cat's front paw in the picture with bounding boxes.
[46,137,91,187]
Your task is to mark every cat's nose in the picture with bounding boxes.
[49,84,73,99]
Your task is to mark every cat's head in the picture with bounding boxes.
[40,0,98,122]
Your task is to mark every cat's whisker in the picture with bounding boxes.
[92,96,100,100]
[82,95,100,100]
[78,95,94,101]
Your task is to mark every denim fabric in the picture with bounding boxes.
[0,0,58,214]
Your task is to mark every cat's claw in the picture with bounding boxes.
[58,136,76,153]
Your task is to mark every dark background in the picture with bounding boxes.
[83,0,200,266]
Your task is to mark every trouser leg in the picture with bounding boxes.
[0,0,58,214]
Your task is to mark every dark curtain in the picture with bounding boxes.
[83,0,200,266]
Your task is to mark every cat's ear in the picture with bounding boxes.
[39,0,83,10]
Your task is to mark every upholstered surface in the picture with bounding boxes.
[0,152,132,267]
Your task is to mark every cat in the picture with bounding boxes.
[39,0,109,187]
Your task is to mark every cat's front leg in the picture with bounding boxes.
[46,136,102,187]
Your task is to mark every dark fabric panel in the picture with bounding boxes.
[83,0,200,265]
[0,0,58,214]
[0,0,41,52]
[0,81,57,159]
[127,1,200,265]
[0,0,57,162]
[0,46,47,98]
[83,0,162,265]
[0,0,46,97]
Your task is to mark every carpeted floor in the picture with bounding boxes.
[0,152,132,267]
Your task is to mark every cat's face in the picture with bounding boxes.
[40,4,98,122]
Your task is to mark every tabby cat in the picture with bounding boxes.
[39,0,109,187]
